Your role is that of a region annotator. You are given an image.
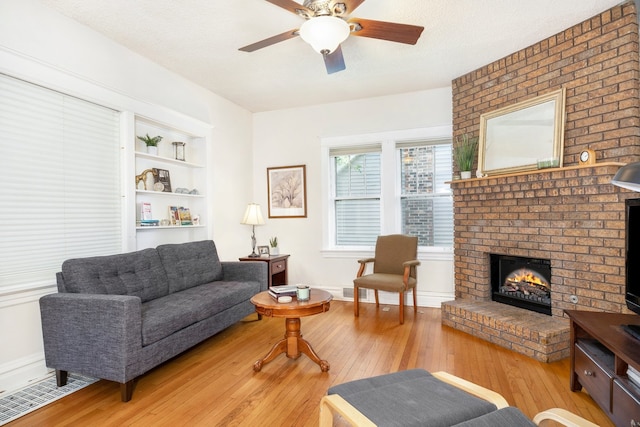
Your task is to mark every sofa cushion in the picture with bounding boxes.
[328,369,497,427]
[140,280,260,346]
[157,240,223,293]
[60,248,170,302]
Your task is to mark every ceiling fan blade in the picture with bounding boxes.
[266,0,313,17]
[323,45,346,74]
[239,29,299,52]
[348,18,424,45]
[339,0,366,15]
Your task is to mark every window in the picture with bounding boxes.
[0,74,122,291]
[323,128,453,251]
[399,143,453,247]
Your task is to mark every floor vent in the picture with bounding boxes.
[343,288,367,299]
[0,373,97,425]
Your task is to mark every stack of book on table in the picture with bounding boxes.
[268,285,297,300]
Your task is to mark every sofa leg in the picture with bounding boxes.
[56,370,68,387]
[121,380,135,402]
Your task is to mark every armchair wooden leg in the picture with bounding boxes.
[354,286,359,317]
[399,292,404,324]
[412,287,417,312]
[374,290,379,307]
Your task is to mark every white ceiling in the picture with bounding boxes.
[39,0,623,113]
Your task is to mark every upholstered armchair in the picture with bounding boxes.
[353,234,420,324]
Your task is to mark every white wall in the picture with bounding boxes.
[252,88,455,306]
[0,0,253,392]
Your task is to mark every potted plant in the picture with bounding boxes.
[269,237,279,256]
[137,133,163,155]
[454,133,478,179]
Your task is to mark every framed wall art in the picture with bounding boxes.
[267,165,307,218]
[478,88,566,176]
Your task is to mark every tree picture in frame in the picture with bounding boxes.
[267,165,307,218]
[478,88,566,176]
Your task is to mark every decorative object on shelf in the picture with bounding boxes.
[135,168,158,190]
[175,187,190,194]
[453,133,478,180]
[152,168,172,193]
[189,188,200,195]
[269,236,279,256]
[296,285,310,301]
[478,88,566,176]
[172,141,186,161]
[267,165,307,218]
[612,162,640,192]
[536,157,560,169]
[258,245,270,257]
[241,203,265,257]
[192,215,200,226]
[579,149,596,166]
[137,133,163,155]
[153,182,164,192]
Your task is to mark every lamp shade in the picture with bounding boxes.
[612,162,640,192]
[241,203,265,225]
[299,16,350,54]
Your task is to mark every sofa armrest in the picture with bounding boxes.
[39,293,142,383]
[221,261,268,292]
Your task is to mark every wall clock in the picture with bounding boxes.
[579,149,596,166]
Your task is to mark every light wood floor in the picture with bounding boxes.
[9,301,613,426]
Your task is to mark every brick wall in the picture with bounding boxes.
[451,2,640,317]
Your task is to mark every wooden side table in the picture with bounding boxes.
[251,289,332,372]
[239,254,289,288]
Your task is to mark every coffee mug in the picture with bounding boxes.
[296,285,310,301]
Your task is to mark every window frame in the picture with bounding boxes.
[321,126,454,258]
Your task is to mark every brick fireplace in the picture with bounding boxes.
[441,2,640,362]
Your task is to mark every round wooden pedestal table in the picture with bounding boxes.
[251,289,332,372]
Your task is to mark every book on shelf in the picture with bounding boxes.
[169,206,179,225]
[139,219,159,227]
[141,202,152,220]
[178,207,192,225]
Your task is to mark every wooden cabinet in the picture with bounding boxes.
[566,310,640,427]
[239,255,289,288]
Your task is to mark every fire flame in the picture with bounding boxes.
[506,269,549,289]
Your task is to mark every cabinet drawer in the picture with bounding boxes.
[575,343,612,412]
[271,260,285,274]
[612,379,640,427]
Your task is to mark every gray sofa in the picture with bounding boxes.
[39,240,267,401]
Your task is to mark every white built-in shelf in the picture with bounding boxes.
[135,190,204,198]
[134,151,204,168]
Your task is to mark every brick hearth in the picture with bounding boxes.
[443,2,640,362]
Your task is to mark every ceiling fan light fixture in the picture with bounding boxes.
[299,16,350,55]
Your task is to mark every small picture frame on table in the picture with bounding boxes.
[258,246,270,257]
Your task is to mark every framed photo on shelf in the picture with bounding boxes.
[267,164,307,218]
[153,168,172,192]
[169,206,179,225]
[257,245,270,257]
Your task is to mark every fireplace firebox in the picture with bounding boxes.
[490,254,551,315]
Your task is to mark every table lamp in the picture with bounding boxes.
[241,203,265,257]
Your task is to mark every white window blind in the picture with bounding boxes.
[0,74,121,290]
[331,147,381,246]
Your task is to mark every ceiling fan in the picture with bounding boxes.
[239,0,424,74]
